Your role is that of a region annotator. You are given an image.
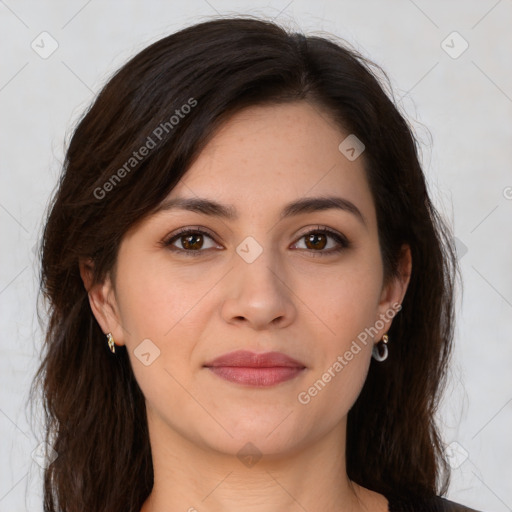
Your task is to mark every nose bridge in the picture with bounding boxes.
[235,233,285,296]
[222,233,295,328]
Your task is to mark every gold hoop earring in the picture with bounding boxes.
[106,332,116,354]
[372,333,388,362]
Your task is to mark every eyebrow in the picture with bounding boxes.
[156,195,367,227]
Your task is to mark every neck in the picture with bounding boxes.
[140,410,387,512]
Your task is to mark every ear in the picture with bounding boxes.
[79,258,125,347]
[376,244,412,334]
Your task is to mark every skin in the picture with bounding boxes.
[81,101,411,512]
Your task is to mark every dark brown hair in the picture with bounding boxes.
[30,15,459,512]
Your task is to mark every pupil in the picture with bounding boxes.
[184,234,202,250]
[307,233,326,250]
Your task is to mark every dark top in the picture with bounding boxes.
[386,494,482,511]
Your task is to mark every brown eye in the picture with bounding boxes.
[163,228,220,256]
[304,232,328,250]
[181,233,205,250]
[292,227,350,255]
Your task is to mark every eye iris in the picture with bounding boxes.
[182,233,203,250]
[305,233,327,250]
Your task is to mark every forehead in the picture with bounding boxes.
[163,102,376,227]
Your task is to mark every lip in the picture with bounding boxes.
[203,350,306,387]
[204,350,306,368]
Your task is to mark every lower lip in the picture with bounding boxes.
[206,366,305,387]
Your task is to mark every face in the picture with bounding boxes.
[87,101,410,459]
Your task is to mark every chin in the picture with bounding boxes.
[203,415,308,457]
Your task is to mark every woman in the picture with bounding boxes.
[30,16,482,512]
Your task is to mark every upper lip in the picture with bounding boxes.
[204,350,306,368]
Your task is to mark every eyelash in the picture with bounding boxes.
[162,225,350,257]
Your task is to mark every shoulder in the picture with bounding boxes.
[386,494,483,512]
[428,496,482,512]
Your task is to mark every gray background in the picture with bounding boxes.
[1,1,511,511]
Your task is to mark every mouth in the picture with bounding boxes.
[203,350,306,387]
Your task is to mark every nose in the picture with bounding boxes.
[220,249,297,331]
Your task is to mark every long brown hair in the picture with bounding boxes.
[29,16,459,512]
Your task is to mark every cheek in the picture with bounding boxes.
[301,258,383,339]
[298,289,375,424]
[115,254,219,340]
[113,255,221,399]
[114,259,209,416]
[295,324,373,439]
[295,253,382,402]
